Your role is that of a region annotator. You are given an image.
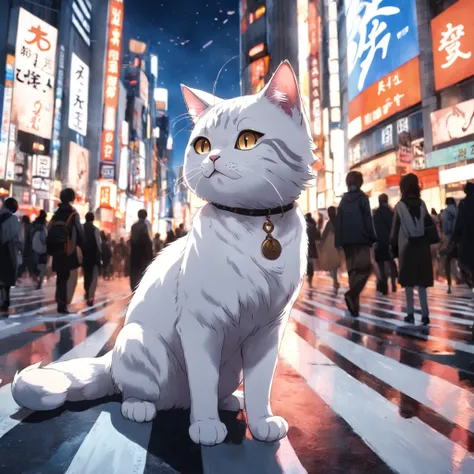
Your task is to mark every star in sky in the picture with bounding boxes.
[124,0,240,166]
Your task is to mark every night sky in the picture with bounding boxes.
[124,0,241,167]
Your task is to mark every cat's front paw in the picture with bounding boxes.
[249,415,288,442]
[121,397,157,423]
[189,418,228,446]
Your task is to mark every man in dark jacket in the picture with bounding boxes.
[130,209,154,291]
[373,194,398,295]
[452,182,474,291]
[0,198,21,313]
[335,171,377,316]
[82,212,101,306]
[50,188,84,313]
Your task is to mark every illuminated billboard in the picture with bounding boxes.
[431,98,474,147]
[69,141,90,201]
[345,0,419,101]
[308,0,321,140]
[348,56,421,139]
[68,53,89,136]
[431,0,474,91]
[297,0,310,118]
[101,0,124,166]
[12,8,58,140]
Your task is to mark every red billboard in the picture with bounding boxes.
[100,0,124,166]
[431,0,474,91]
[348,57,421,139]
[308,0,321,143]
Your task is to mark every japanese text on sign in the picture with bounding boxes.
[348,56,421,139]
[12,9,58,140]
[101,0,124,166]
[69,53,89,136]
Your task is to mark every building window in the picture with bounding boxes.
[249,5,266,25]
[248,42,265,58]
[250,55,270,94]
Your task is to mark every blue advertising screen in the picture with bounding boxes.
[345,0,420,101]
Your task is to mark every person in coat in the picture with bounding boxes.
[100,232,112,280]
[335,171,377,316]
[130,209,154,291]
[373,194,398,295]
[441,197,458,293]
[0,198,21,313]
[82,212,101,306]
[164,229,176,248]
[30,210,48,290]
[390,174,438,326]
[306,213,320,288]
[17,215,33,282]
[50,188,84,314]
[451,182,474,291]
[319,206,341,291]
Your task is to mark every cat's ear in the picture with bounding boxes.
[181,85,222,121]
[261,60,302,118]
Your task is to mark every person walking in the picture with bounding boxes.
[17,215,33,282]
[319,206,341,291]
[130,209,153,291]
[0,198,21,313]
[451,182,474,294]
[47,188,84,314]
[305,213,319,288]
[373,194,398,295]
[441,197,458,293]
[30,210,48,290]
[100,231,112,280]
[164,229,176,248]
[335,171,377,316]
[153,233,164,255]
[390,174,439,326]
[82,212,101,307]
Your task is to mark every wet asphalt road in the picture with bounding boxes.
[0,275,473,474]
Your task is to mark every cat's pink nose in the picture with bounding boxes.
[209,154,220,162]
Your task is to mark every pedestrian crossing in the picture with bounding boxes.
[0,277,473,473]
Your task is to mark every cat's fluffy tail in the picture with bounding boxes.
[11,352,116,411]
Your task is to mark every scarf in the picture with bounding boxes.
[397,201,425,238]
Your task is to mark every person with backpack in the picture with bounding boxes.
[335,171,378,316]
[130,209,154,291]
[0,198,21,313]
[31,210,48,290]
[82,212,101,307]
[47,188,84,314]
[390,174,439,326]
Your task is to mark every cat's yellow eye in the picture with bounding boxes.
[193,137,211,155]
[235,130,264,150]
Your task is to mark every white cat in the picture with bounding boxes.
[12,61,315,446]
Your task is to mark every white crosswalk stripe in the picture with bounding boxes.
[0,277,473,473]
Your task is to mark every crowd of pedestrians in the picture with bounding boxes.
[306,172,474,327]
[0,187,188,315]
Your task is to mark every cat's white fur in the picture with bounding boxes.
[11,61,314,446]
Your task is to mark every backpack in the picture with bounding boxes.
[31,225,47,254]
[46,212,77,257]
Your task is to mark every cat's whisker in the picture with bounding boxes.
[212,55,239,104]
[171,115,193,130]
[173,124,194,140]
[173,171,202,193]
[171,112,192,126]
[236,165,285,206]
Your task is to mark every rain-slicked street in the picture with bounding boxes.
[0,275,473,474]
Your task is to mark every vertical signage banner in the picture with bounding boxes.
[0,55,15,179]
[11,8,58,140]
[101,0,124,166]
[68,141,90,201]
[308,0,322,142]
[69,53,89,136]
